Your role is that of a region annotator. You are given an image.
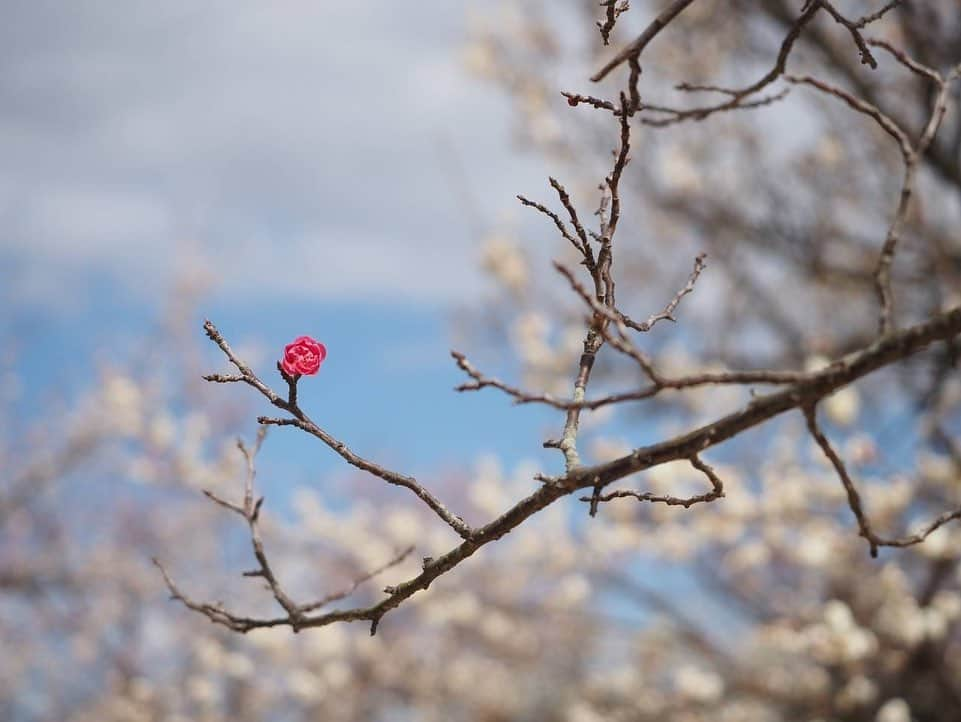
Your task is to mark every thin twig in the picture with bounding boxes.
[620,253,707,332]
[155,430,416,632]
[580,454,724,510]
[597,0,630,46]
[257,416,472,540]
[592,0,700,82]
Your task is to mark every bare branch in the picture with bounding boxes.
[200,320,472,540]
[155,432,416,632]
[867,37,941,83]
[550,177,594,265]
[597,0,630,46]
[159,5,961,638]
[202,320,289,409]
[453,338,804,412]
[516,194,587,258]
[577,306,961,492]
[299,545,415,614]
[620,253,706,332]
[788,60,961,334]
[627,1,821,126]
[592,0,699,82]
[785,74,912,159]
[803,405,880,556]
[852,0,903,29]
[804,405,961,558]
[640,89,791,127]
[818,1,879,68]
[563,91,616,112]
[580,453,724,510]
[257,416,472,540]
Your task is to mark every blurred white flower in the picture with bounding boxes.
[674,664,724,703]
[876,698,911,722]
[917,524,953,559]
[223,651,254,679]
[287,668,324,703]
[824,600,854,633]
[836,674,877,710]
[660,144,702,193]
[148,412,177,449]
[814,136,844,167]
[480,233,528,293]
[554,574,591,607]
[931,590,961,621]
[462,41,497,78]
[384,508,422,546]
[825,387,860,427]
[103,374,143,434]
[511,311,552,365]
[323,660,352,689]
[186,677,217,705]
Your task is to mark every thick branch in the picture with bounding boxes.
[576,306,961,488]
[169,307,961,633]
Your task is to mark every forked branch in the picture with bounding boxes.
[154,428,414,632]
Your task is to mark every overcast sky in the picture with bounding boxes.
[0,0,550,311]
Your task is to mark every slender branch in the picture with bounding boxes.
[785,74,912,159]
[580,453,724,509]
[620,253,706,332]
[803,405,880,557]
[299,545,415,614]
[199,321,472,539]
[852,0,902,29]
[563,91,616,112]
[155,429,416,632]
[818,1,878,68]
[597,0,630,46]
[639,89,790,127]
[452,341,804,411]
[257,416,472,540]
[516,194,587,258]
[804,405,961,558]
[868,38,941,83]
[550,177,594,264]
[576,306,961,490]
[201,320,289,408]
[623,0,892,128]
[162,6,961,637]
